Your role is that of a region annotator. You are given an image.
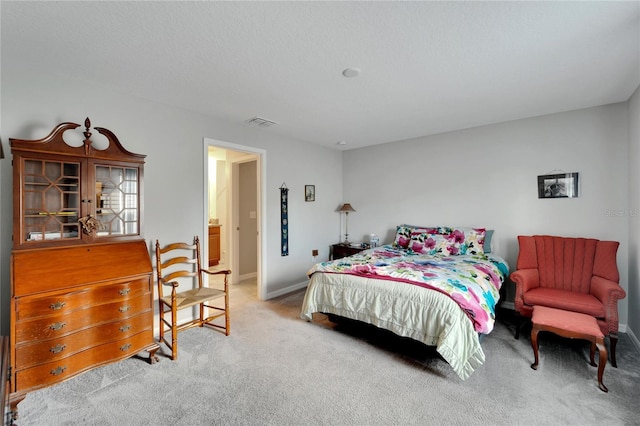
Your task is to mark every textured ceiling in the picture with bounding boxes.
[2,1,639,150]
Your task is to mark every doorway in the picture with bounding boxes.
[203,138,266,300]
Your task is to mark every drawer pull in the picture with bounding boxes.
[120,343,132,352]
[119,324,131,332]
[50,344,66,354]
[119,288,131,296]
[50,301,66,310]
[118,305,131,313]
[51,366,66,376]
[50,322,66,331]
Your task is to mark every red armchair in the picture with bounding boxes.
[510,235,626,367]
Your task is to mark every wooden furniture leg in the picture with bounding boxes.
[596,337,608,393]
[610,334,618,368]
[589,341,597,367]
[514,312,523,340]
[530,324,540,370]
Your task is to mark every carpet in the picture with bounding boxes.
[15,282,640,425]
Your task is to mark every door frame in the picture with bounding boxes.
[203,138,267,300]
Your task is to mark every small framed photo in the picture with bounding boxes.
[538,172,579,199]
[305,185,315,202]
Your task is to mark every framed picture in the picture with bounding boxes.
[305,185,315,202]
[538,172,579,199]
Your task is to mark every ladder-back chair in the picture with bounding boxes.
[155,236,231,360]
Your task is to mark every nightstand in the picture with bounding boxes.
[331,243,368,260]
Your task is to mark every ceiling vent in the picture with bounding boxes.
[246,116,278,127]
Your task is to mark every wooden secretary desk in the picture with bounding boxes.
[8,118,159,419]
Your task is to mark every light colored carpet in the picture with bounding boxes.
[16,280,640,425]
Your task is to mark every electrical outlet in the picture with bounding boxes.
[312,249,319,257]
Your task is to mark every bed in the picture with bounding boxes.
[300,225,509,380]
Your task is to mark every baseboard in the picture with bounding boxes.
[626,326,640,353]
[501,301,514,310]
[238,272,257,282]
[266,280,308,299]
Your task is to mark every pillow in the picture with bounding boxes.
[408,232,446,255]
[392,225,438,249]
[394,224,494,253]
[434,232,466,256]
[484,230,494,253]
[406,226,486,256]
[392,225,413,248]
[450,227,486,255]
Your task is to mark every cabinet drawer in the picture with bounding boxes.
[15,312,152,370]
[14,331,154,392]
[15,278,150,321]
[15,296,152,342]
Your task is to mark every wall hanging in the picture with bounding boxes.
[280,183,289,256]
[538,172,579,198]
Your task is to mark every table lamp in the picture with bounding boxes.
[339,203,356,243]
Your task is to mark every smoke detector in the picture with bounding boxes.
[246,116,278,127]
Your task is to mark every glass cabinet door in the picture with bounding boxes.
[22,159,80,243]
[94,164,140,237]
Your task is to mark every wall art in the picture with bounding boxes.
[305,185,315,202]
[538,172,579,198]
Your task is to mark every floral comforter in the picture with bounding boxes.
[307,245,509,334]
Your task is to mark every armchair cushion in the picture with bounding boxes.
[522,288,604,318]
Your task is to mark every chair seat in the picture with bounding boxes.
[523,288,605,318]
[161,286,226,309]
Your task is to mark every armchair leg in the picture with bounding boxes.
[609,333,619,368]
[513,313,533,341]
[514,312,524,340]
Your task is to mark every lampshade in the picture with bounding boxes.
[339,203,356,213]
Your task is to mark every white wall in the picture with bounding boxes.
[0,62,343,333]
[343,103,631,328]
[628,86,640,343]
